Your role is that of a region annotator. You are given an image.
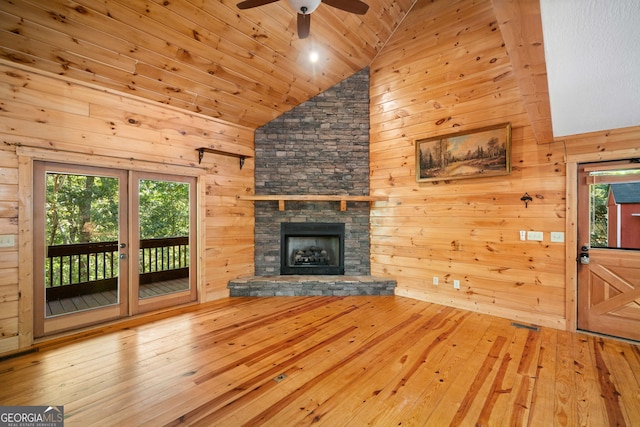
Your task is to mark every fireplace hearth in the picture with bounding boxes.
[281,222,345,275]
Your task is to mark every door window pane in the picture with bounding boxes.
[138,179,191,299]
[44,172,120,316]
[588,169,640,250]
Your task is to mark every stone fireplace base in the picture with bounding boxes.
[228,275,397,297]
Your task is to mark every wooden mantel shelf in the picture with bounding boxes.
[237,194,387,211]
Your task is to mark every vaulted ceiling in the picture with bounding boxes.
[4,0,633,142]
[0,0,415,129]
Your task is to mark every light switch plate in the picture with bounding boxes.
[550,232,565,243]
[527,231,543,241]
[0,235,15,247]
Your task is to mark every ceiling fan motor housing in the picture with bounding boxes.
[287,0,321,14]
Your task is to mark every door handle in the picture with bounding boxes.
[119,254,127,259]
[578,244,589,264]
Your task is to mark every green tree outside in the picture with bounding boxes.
[590,184,608,248]
[45,174,190,287]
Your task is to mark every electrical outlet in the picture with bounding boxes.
[453,280,460,289]
[433,276,439,285]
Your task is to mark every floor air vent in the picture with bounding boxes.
[273,374,287,383]
[510,322,540,332]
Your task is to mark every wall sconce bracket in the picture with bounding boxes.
[520,192,533,208]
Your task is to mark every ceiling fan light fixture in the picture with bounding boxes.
[287,0,321,14]
[237,0,368,39]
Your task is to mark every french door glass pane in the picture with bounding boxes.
[138,179,191,299]
[44,172,120,317]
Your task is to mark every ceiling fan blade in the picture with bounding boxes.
[297,13,310,39]
[237,0,279,10]
[321,0,369,15]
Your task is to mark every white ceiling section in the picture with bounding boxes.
[539,0,640,137]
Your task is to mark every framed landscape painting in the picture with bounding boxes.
[416,122,511,182]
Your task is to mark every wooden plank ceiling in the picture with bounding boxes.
[0,0,552,141]
[0,0,415,129]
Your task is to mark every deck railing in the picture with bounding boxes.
[46,237,189,300]
[139,237,190,285]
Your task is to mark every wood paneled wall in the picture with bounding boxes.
[0,60,255,354]
[369,0,640,330]
[369,0,568,328]
[1,0,638,356]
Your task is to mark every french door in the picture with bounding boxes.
[33,162,197,337]
[577,160,640,342]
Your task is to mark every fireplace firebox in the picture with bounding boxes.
[281,222,345,275]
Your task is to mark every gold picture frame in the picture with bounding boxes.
[416,122,512,182]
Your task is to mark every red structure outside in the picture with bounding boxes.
[607,183,640,249]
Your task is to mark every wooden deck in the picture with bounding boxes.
[46,278,190,316]
[3,296,639,426]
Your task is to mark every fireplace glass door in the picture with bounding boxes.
[281,223,345,275]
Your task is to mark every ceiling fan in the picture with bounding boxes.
[237,0,369,39]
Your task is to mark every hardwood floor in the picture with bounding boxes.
[2,296,639,426]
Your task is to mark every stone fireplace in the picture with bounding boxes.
[254,206,369,276]
[252,68,372,277]
[281,222,345,275]
[227,67,396,296]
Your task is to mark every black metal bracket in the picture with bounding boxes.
[520,192,533,208]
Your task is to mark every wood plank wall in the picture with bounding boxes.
[1,0,638,356]
[369,0,567,329]
[369,0,640,330]
[0,60,255,354]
